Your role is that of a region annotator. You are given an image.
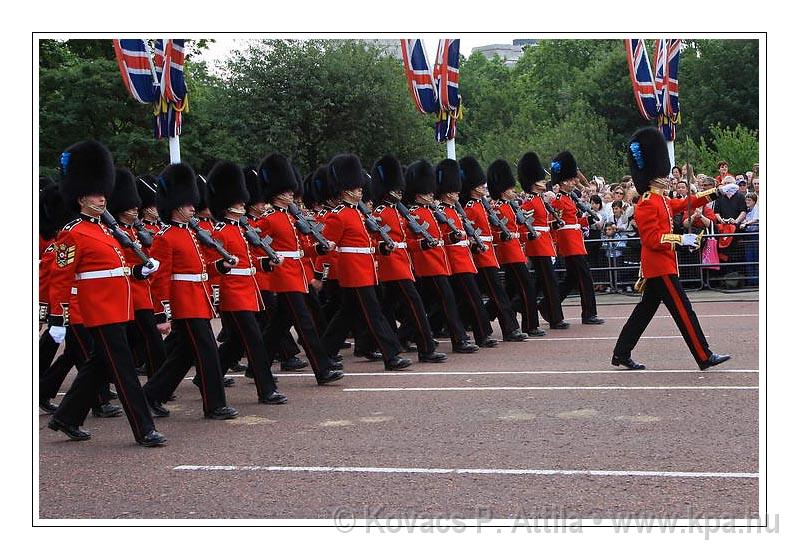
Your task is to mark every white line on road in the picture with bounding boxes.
[564,313,758,321]
[342,386,758,393]
[172,464,757,480]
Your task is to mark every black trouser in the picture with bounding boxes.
[260,290,302,361]
[450,272,493,343]
[502,262,540,332]
[144,318,229,413]
[320,279,342,325]
[416,275,469,346]
[614,275,712,366]
[54,322,154,441]
[127,309,166,378]
[558,255,598,320]
[381,279,437,355]
[263,291,336,381]
[217,311,278,399]
[476,266,520,337]
[322,285,402,364]
[529,256,565,325]
[39,331,59,377]
[40,323,93,401]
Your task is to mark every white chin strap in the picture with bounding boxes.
[227,206,246,216]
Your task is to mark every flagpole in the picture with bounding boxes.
[667,140,675,168]
[446,138,456,160]
[164,38,181,164]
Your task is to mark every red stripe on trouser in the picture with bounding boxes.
[459,275,486,339]
[397,281,431,353]
[184,322,210,411]
[230,312,267,394]
[431,278,458,339]
[73,327,91,362]
[354,289,389,358]
[510,265,532,330]
[662,277,709,362]
[285,294,321,374]
[97,328,143,438]
[481,267,512,334]
[537,259,558,318]
[136,316,155,374]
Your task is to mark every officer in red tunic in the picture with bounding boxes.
[136,175,163,233]
[486,159,546,337]
[518,152,569,329]
[549,151,604,325]
[370,155,447,363]
[142,163,239,418]
[47,140,165,446]
[435,159,499,347]
[458,157,528,343]
[404,159,479,353]
[613,128,731,370]
[320,154,413,370]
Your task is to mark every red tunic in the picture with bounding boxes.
[119,223,155,311]
[48,216,134,328]
[636,190,714,278]
[462,199,500,269]
[550,193,588,257]
[521,194,557,258]
[259,208,319,293]
[441,204,477,274]
[321,204,379,288]
[39,243,55,320]
[371,203,415,282]
[491,201,527,265]
[314,207,339,282]
[406,204,451,277]
[148,222,222,321]
[248,213,274,292]
[212,219,264,311]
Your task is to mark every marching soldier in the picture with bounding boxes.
[370,155,447,363]
[549,152,604,325]
[612,128,731,370]
[486,159,545,337]
[141,162,239,418]
[458,157,528,343]
[517,152,570,329]
[46,140,165,446]
[404,159,479,353]
[136,175,162,233]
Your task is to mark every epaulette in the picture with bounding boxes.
[62,218,81,232]
[156,225,171,236]
[332,204,346,214]
[262,208,276,217]
[408,204,420,211]
[213,221,226,231]
[641,192,651,201]
[374,204,386,213]
[464,200,475,208]
[44,243,55,253]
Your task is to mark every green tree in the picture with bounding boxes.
[677,124,759,176]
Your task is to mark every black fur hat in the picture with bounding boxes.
[40,176,55,192]
[242,165,264,205]
[195,173,210,212]
[371,155,405,203]
[627,127,671,195]
[40,182,70,239]
[403,159,436,204]
[435,159,462,197]
[292,165,304,198]
[302,172,317,209]
[136,175,158,210]
[207,160,250,220]
[312,165,335,205]
[486,159,516,200]
[517,152,547,193]
[156,163,199,220]
[458,156,486,190]
[361,170,374,204]
[108,168,142,216]
[258,152,298,202]
[550,151,578,185]
[58,140,114,210]
[327,154,364,197]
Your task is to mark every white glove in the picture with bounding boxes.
[681,233,699,248]
[141,258,160,277]
[49,325,66,344]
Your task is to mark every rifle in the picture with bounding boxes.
[479,197,513,241]
[287,202,332,253]
[507,198,540,241]
[100,210,155,268]
[395,201,437,247]
[132,218,154,248]
[568,190,600,223]
[187,217,238,265]
[356,201,395,251]
[431,202,465,241]
[452,201,487,252]
[541,196,565,229]
[239,216,282,265]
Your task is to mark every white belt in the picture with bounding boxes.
[276,250,303,259]
[70,287,78,295]
[393,242,407,249]
[451,240,471,247]
[228,267,256,276]
[75,266,130,280]
[172,273,208,282]
[338,247,375,254]
[479,235,494,242]
[560,224,581,230]
[533,226,550,232]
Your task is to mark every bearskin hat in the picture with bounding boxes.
[292,165,304,198]
[327,154,364,197]
[310,165,334,205]
[550,151,578,185]
[207,161,249,220]
[242,165,264,206]
[155,163,199,220]
[403,159,436,204]
[435,159,462,197]
[195,173,211,212]
[517,152,547,193]
[627,127,671,195]
[108,168,142,216]
[40,176,55,192]
[58,140,114,210]
[136,175,158,210]
[458,156,487,203]
[39,182,70,239]
[486,159,516,200]
[371,155,405,203]
[258,152,298,202]
[360,170,374,204]
[302,172,317,209]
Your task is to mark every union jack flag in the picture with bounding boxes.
[653,39,682,140]
[434,39,461,113]
[112,40,159,103]
[400,39,439,114]
[624,39,660,121]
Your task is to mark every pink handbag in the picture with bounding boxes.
[701,225,721,270]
